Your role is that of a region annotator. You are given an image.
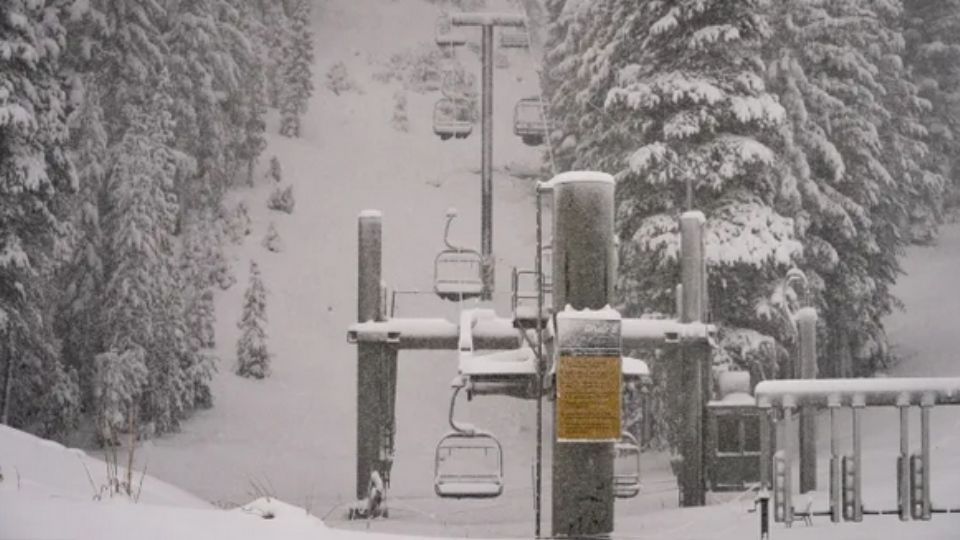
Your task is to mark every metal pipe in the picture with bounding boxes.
[358,210,383,323]
[921,402,932,520]
[450,13,525,26]
[899,402,910,521]
[534,187,544,538]
[480,24,494,300]
[798,308,818,493]
[782,406,795,524]
[852,403,863,522]
[829,401,841,523]
[679,211,706,507]
[760,410,772,490]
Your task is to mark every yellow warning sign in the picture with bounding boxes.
[556,355,621,441]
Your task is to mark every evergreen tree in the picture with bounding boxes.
[0,0,81,437]
[279,0,314,138]
[237,261,270,379]
[905,0,960,208]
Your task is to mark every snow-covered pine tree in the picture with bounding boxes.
[268,155,283,183]
[57,82,109,410]
[166,0,241,214]
[259,1,291,108]
[99,92,189,435]
[0,0,82,437]
[279,0,315,138]
[905,0,960,209]
[262,222,284,253]
[764,0,943,376]
[237,261,270,379]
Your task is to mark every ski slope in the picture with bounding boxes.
[6,0,957,538]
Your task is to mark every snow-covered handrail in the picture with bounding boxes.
[755,377,960,408]
[450,13,525,27]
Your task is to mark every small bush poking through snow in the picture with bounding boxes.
[267,156,283,183]
[237,261,270,379]
[262,223,284,253]
[267,185,295,214]
[326,62,361,95]
[225,202,252,244]
[391,91,409,132]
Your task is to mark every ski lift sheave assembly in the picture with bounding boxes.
[434,376,504,499]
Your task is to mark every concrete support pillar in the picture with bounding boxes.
[550,172,616,537]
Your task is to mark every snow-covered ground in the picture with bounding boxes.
[3,0,960,538]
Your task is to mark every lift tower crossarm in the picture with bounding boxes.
[450,13,525,27]
[347,317,714,351]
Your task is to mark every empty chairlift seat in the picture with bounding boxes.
[434,98,473,141]
[435,16,466,48]
[434,430,504,498]
[513,98,547,146]
[434,248,484,301]
[499,27,529,49]
[614,432,642,498]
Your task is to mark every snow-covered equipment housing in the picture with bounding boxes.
[706,370,762,491]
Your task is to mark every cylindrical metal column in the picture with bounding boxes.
[550,172,616,537]
[358,210,383,323]
[679,211,706,507]
[898,401,910,521]
[356,211,396,500]
[852,402,863,522]
[782,406,795,524]
[760,409,772,490]
[829,399,841,523]
[920,402,932,520]
[480,24,494,300]
[797,307,818,493]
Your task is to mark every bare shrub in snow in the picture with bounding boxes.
[237,261,270,379]
[262,223,284,253]
[267,185,295,214]
[326,61,361,95]
[391,91,409,132]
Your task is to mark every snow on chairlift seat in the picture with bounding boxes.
[433,98,473,141]
[434,248,484,300]
[499,27,529,48]
[459,347,539,399]
[513,98,546,146]
[434,430,504,499]
[614,432,641,498]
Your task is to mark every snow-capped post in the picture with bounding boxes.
[679,210,707,506]
[450,13,525,301]
[358,210,383,323]
[355,210,397,502]
[546,171,617,537]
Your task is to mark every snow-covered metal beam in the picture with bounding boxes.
[450,13,525,27]
[755,378,960,408]
[347,317,714,351]
[347,317,519,350]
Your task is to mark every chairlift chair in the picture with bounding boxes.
[433,98,473,141]
[499,27,529,49]
[434,248,484,301]
[513,98,547,146]
[614,432,642,498]
[435,16,466,49]
[434,430,504,498]
[441,70,476,100]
